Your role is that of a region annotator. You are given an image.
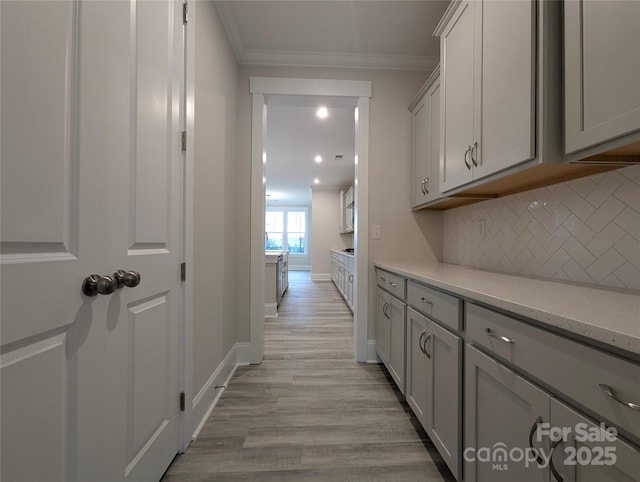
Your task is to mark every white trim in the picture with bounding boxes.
[211,1,244,61]
[353,97,370,363]
[180,0,196,453]
[250,77,372,98]
[250,77,371,364]
[264,302,278,318]
[367,340,380,364]
[249,94,267,365]
[191,343,243,440]
[289,265,311,271]
[235,342,251,366]
[241,49,439,72]
[310,273,332,281]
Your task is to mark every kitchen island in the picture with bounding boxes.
[265,251,288,318]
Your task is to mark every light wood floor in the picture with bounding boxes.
[162,271,455,481]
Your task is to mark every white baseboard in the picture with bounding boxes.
[311,273,331,281]
[235,342,251,366]
[191,343,242,440]
[289,265,311,271]
[367,340,380,363]
[265,302,278,318]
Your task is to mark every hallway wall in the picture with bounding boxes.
[191,0,239,429]
[311,188,346,278]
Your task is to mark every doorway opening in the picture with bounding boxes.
[249,77,371,364]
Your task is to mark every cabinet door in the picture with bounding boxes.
[406,308,429,428]
[565,1,640,153]
[411,96,430,207]
[376,288,390,363]
[549,398,640,482]
[465,345,550,482]
[411,77,441,208]
[440,0,475,191]
[426,320,462,481]
[387,295,407,394]
[475,0,535,178]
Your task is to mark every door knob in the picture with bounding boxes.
[82,274,117,296]
[113,270,141,289]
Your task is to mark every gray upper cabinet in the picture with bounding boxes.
[436,0,535,193]
[564,0,640,156]
[410,67,441,209]
[437,0,475,191]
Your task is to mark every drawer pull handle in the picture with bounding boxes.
[418,330,427,355]
[420,297,433,305]
[486,328,514,344]
[389,282,397,287]
[383,302,391,319]
[423,333,432,359]
[379,277,386,282]
[528,416,544,465]
[549,438,564,482]
[599,384,640,411]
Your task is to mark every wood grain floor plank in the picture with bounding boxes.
[162,271,455,481]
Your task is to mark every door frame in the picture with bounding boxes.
[181,0,195,451]
[249,77,372,364]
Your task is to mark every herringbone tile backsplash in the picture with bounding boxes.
[443,165,640,290]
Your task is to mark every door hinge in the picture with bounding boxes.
[182,3,188,24]
[181,130,187,151]
[180,262,186,281]
[179,392,185,411]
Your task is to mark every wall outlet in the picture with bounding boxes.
[476,219,486,238]
[372,224,381,239]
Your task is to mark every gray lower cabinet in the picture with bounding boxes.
[376,264,640,482]
[465,345,550,482]
[406,308,429,426]
[406,307,461,480]
[376,288,390,364]
[376,288,406,394]
[549,398,640,482]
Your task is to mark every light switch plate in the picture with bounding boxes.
[372,224,381,239]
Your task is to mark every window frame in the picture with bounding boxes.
[265,206,309,256]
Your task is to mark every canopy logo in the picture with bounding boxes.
[464,422,618,472]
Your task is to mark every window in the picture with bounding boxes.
[265,208,308,255]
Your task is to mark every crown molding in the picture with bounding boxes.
[241,49,439,71]
[212,1,245,61]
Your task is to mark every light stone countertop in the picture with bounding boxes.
[265,250,288,264]
[374,261,640,356]
[331,249,355,258]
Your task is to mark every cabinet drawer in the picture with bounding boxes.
[407,280,461,332]
[467,303,640,441]
[376,269,406,300]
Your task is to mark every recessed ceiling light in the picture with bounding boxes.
[313,178,320,184]
[316,106,328,119]
[314,155,323,163]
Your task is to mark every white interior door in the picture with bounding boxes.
[1,1,184,481]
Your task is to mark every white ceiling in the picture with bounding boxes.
[265,97,356,205]
[214,1,449,70]
[214,1,449,205]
